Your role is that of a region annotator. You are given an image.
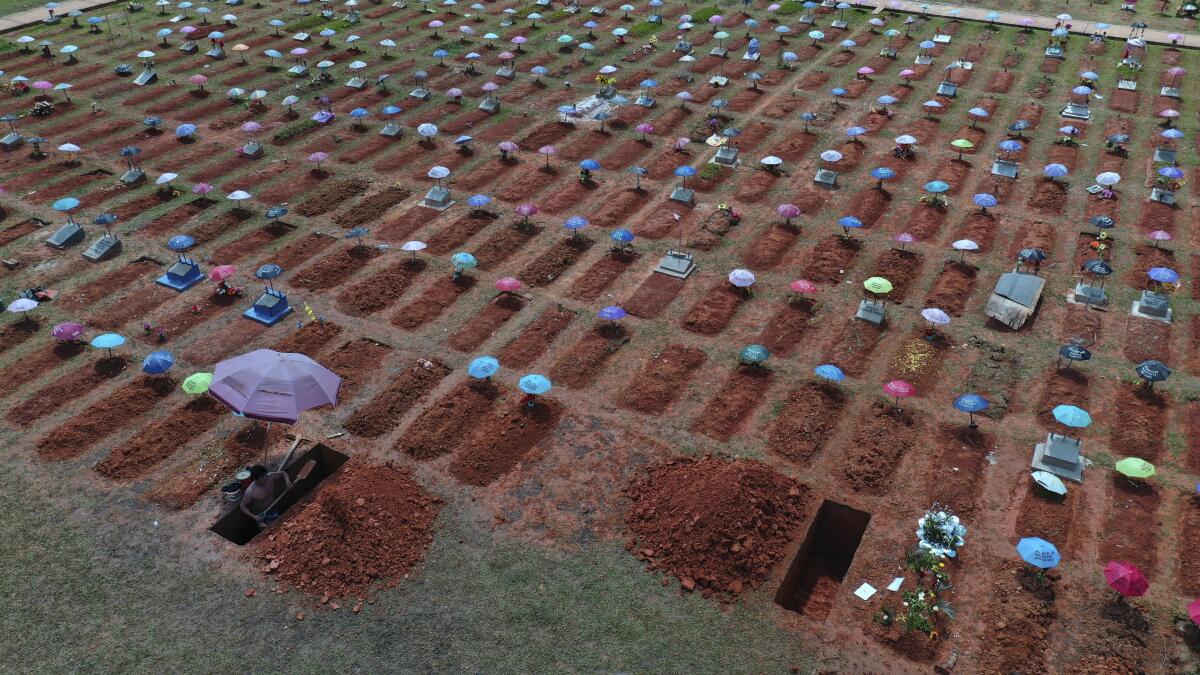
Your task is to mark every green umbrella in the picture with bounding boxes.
[950,138,973,159]
[863,277,893,295]
[740,344,770,365]
[181,372,214,394]
[1114,457,1155,479]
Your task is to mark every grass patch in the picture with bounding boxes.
[690,5,721,23]
[628,21,662,38]
[773,1,806,15]
[272,118,320,142]
[285,15,352,33]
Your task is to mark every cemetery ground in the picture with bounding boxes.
[1,0,1199,672]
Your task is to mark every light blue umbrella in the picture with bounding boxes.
[256,263,283,289]
[564,216,588,237]
[973,193,997,211]
[346,226,369,245]
[870,166,895,181]
[579,158,600,171]
[639,78,658,89]
[142,350,175,375]
[846,126,866,137]
[1148,267,1179,284]
[1043,163,1069,179]
[52,197,80,212]
[997,139,1022,153]
[168,234,195,250]
[519,373,552,395]
[924,181,950,193]
[451,252,478,269]
[1017,537,1061,569]
[1161,128,1185,140]
[814,364,845,382]
[1052,404,1091,429]
[740,344,770,365]
[838,215,863,232]
[468,355,499,379]
[611,228,634,243]
[1158,166,1184,180]
[467,194,492,208]
[381,104,403,115]
[350,107,369,120]
[876,95,898,105]
[674,165,697,178]
[830,87,848,97]
[175,123,197,138]
[91,332,126,357]
[919,40,935,49]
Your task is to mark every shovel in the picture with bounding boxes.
[255,459,315,528]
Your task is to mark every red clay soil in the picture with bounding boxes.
[617,344,707,414]
[884,332,952,392]
[448,295,525,352]
[868,249,924,302]
[447,397,564,485]
[342,358,450,438]
[1099,477,1162,576]
[623,273,686,319]
[337,259,426,316]
[0,341,86,397]
[0,218,43,247]
[391,276,477,331]
[767,382,846,465]
[425,212,497,255]
[322,338,394,399]
[975,563,1059,675]
[94,395,227,481]
[1106,385,1166,462]
[692,365,773,441]
[682,283,747,335]
[924,262,978,316]
[36,375,176,461]
[740,222,801,269]
[290,245,381,291]
[270,321,345,356]
[333,186,412,228]
[1029,178,1069,213]
[1180,499,1200,596]
[397,379,504,459]
[496,305,575,368]
[758,298,817,357]
[839,403,922,495]
[924,425,989,518]
[802,235,863,283]
[258,462,442,600]
[568,251,638,301]
[474,223,541,270]
[6,356,129,426]
[0,319,41,356]
[264,232,337,269]
[1015,478,1082,555]
[147,422,285,510]
[548,325,630,389]
[1123,317,1171,364]
[1124,244,1174,286]
[624,455,810,597]
[1034,368,1090,431]
[519,237,594,287]
[293,178,370,217]
[821,319,887,377]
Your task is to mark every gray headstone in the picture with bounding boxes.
[830,19,847,29]
[669,186,694,204]
[813,169,838,188]
[206,47,226,59]
[635,95,655,108]
[1160,86,1181,98]
[1153,148,1177,164]
[933,34,951,44]
[120,168,145,185]
[914,54,933,65]
[855,300,885,325]
[495,66,515,79]
[654,250,696,278]
[936,81,958,97]
[1150,187,1176,205]
[288,64,307,75]
[712,146,738,166]
[1031,433,1083,482]
[345,77,366,89]
[1060,103,1091,120]
[478,98,499,113]
[709,46,727,58]
[421,186,454,210]
[879,47,897,58]
[1117,79,1137,91]
[380,123,402,137]
[83,233,121,262]
[741,51,760,61]
[1072,282,1107,306]
[1044,46,1064,59]
[991,160,1019,178]
[241,142,263,157]
[0,133,24,149]
[409,87,431,100]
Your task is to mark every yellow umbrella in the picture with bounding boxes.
[863,277,893,295]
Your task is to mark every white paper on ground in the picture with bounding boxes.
[854,583,876,601]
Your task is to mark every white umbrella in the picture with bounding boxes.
[227,190,252,200]
[819,150,842,162]
[156,172,178,185]
[1031,470,1067,496]
[1096,172,1121,186]
[57,143,80,152]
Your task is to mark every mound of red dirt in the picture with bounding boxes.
[258,462,442,600]
[624,456,810,597]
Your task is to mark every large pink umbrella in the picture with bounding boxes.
[1104,561,1149,598]
[208,349,342,425]
[209,265,236,282]
[494,276,522,292]
[777,203,800,223]
[884,380,915,408]
[188,74,208,86]
[1188,598,1200,626]
[192,182,214,195]
[515,203,538,221]
[52,322,84,341]
[790,278,817,294]
[538,145,556,166]
[32,80,52,91]
[498,140,518,153]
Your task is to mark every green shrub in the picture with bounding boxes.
[774,1,805,15]
[273,119,319,143]
[691,6,721,22]
[699,163,723,181]
[628,21,662,37]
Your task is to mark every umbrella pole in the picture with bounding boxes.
[263,421,272,466]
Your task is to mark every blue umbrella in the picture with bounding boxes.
[557,104,577,114]
[468,355,499,379]
[451,252,478,269]
[1059,343,1091,362]
[52,197,80,212]
[381,104,403,115]
[597,305,626,321]
[564,216,588,231]
[1158,166,1184,180]
[876,95,898,105]
[1017,537,1061,570]
[266,206,289,220]
[814,364,845,382]
[350,107,369,119]
[93,212,119,228]
[997,139,1022,153]
[90,332,126,356]
[119,145,142,157]
[830,87,848,97]
[1089,214,1115,230]
[870,166,895,182]
[1052,405,1091,429]
[953,393,989,427]
[1160,128,1185,139]
[579,158,600,171]
[519,373,552,395]
[346,226,369,244]
[1148,267,1179,284]
[168,234,195,251]
[674,166,698,178]
[256,263,283,289]
[924,181,950,193]
[467,194,492,208]
[973,193,997,211]
[142,350,175,375]
[1135,360,1171,383]
[838,216,863,233]
[175,123,197,138]
[143,117,163,128]
[639,78,658,88]
[1043,164,1069,179]
[611,228,634,243]
[919,40,936,49]
[740,344,770,365]
[846,126,866,137]
[1009,120,1031,132]
[1083,259,1113,277]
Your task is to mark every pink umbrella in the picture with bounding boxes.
[446,87,463,98]
[1148,230,1172,247]
[192,182,214,195]
[537,145,556,166]
[790,279,817,294]
[52,322,85,341]
[674,137,690,151]
[290,47,309,56]
[1168,67,1187,87]
[240,121,263,134]
[515,203,539,219]
[857,66,875,76]
[308,151,328,168]
[428,19,444,31]
[1168,33,1184,44]
[777,203,800,223]
[883,380,915,408]
[494,276,522,292]
[1104,561,1149,598]
[32,80,52,91]
[481,82,500,92]
[1188,598,1200,626]
[180,25,197,34]
[498,141,518,153]
[209,265,236,282]
[635,122,655,134]
[893,232,915,250]
[188,74,208,86]
[1019,17,1035,27]
[899,69,916,81]
[209,349,341,425]
[498,51,515,61]
[511,36,527,46]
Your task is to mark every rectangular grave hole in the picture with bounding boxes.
[210,444,349,546]
[774,500,871,621]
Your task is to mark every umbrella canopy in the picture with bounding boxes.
[468,356,499,379]
[740,344,770,364]
[1017,537,1061,569]
[953,393,989,413]
[142,350,175,375]
[1148,267,1180,284]
[52,197,80,212]
[790,279,817,294]
[1059,344,1092,362]
[1020,248,1048,263]
[819,150,843,162]
[871,167,896,180]
[1189,598,1200,627]
[728,269,756,287]
[168,234,195,251]
[208,349,342,424]
[1031,471,1068,496]
[90,333,125,350]
[883,380,914,398]
[181,372,213,394]
[1043,164,1069,178]
[597,306,627,321]
[209,265,236,282]
[924,181,950,193]
[7,298,38,314]
[863,277,893,294]
[1104,561,1149,597]
[52,322,84,341]
[1095,172,1121,186]
[255,264,282,280]
[494,276,522,292]
[451,252,477,269]
[610,228,634,243]
[518,373,551,395]
[777,204,800,219]
[1052,405,1091,428]
[1114,457,1156,479]
[814,364,845,382]
[1135,360,1171,383]
[973,193,998,209]
[921,307,951,325]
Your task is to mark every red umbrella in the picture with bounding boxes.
[209,265,236,282]
[790,279,817,294]
[1104,561,1149,597]
[1188,598,1200,626]
[883,380,915,409]
[494,276,522,292]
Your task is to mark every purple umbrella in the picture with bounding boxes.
[52,321,85,341]
[208,349,342,425]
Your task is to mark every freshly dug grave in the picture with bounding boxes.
[625,456,810,597]
[258,462,442,600]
